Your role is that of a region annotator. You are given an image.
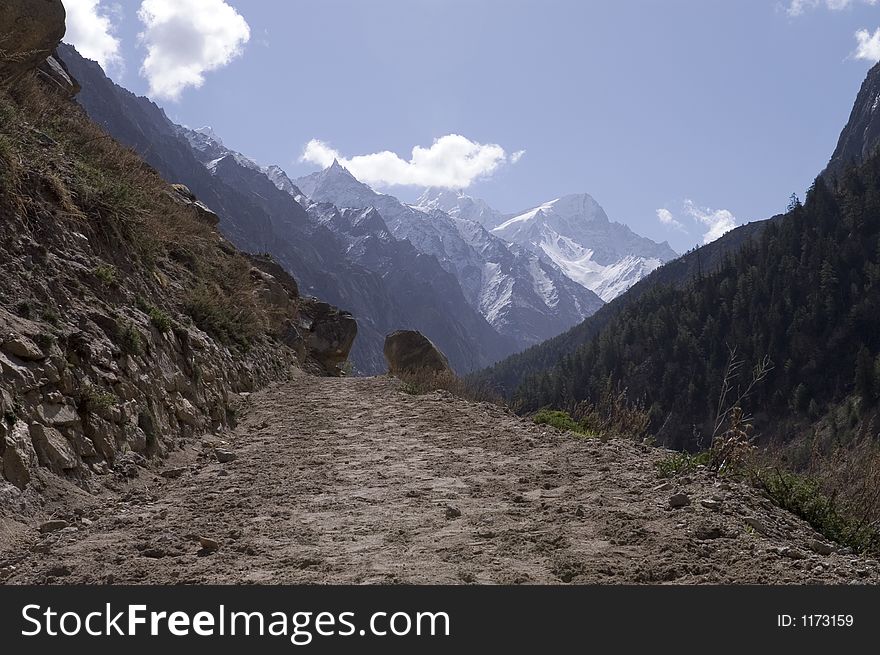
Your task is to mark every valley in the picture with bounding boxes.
[4,0,880,591]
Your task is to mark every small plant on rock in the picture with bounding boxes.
[41,308,60,326]
[80,385,116,413]
[116,320,143,356]
[93,264,118,286]
[709,406,756,475]
[148,306,172,333]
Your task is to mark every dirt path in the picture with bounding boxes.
[2,374,879,584]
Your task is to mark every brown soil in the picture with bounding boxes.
[2,374,879,584]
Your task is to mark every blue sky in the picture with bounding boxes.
[63,0,880,252]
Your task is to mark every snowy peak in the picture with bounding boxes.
[294,159,369,204]
[293,164,603,348]
[266,164,304,199]
[194,126,223,146]
[178,124,263,172]
[308,203,393,242]
[493,193,677,302]
[415,187,506,228]
[494,193,609,241]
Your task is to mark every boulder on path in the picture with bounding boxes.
[301,300,357,375]
[384,330,451,376]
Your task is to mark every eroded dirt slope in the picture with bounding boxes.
[2,374,879,584]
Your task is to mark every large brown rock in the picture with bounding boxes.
[0,0,66,86]
[29,423,79,473]
[1,420,38,489]
[167,184,220,226]
[301,300,357,375]
[384,330,451,376]
[38,52,79,96]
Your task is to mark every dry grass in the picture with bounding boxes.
[759,426,880,553]
[573,382,651,442]
[0,76,273,348]
[396,368,503,405]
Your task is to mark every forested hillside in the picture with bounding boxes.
[515,160,880,452]
[471,219,768,397]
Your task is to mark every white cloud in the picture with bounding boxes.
[684,199,739,244]
[855,28,880,61]
[137,0,250,101]
[656,208,686,232]
[788,0,877,16]
[63,0,123,73]
[301,135,523,189]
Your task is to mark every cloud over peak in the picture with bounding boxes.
[656,208,686,232]
[684,199,739,244]
[301,135,524,189]
[655,201,739,244]
[855,27,880,62]
[63,0,123,73]
[137,0,250,101]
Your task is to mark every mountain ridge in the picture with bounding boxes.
[293,163,605,348]
[58,44,512,375]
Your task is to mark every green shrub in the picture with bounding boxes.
[657,451,711,478]
[80,385,116,413]
[533,409,597,437]
[135,295,173,331]
[15,300,32,318]
[33,333,56,351]
[41,308,60,326]
[93,264,117,286]
[758,469,879,554]
[185,284,261,348]
[116,320,143,355]
[148,306,172,333]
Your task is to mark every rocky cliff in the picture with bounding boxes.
[823,60,880,182]
[0,6,353,503]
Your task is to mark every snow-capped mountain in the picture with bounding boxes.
[294,163,604,347]
[181,125,264,172]
[415,187,507,228]
[265,164,305,200]
[130,123,514,374]
[493,194,678,301]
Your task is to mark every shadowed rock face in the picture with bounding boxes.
[302,302,358,376]
[823,60,880,182]
[0,0,66,85]
[384,330,451,376]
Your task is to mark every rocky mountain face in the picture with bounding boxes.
[472,219,770,396]
[0,13,354,497]
[823,60,880,182]
[303,202,517,372]
[58,45,510,375]
[294,164,604,347]
[180,127,514,373]
[415,187,507,228]
[492,194,678,302]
